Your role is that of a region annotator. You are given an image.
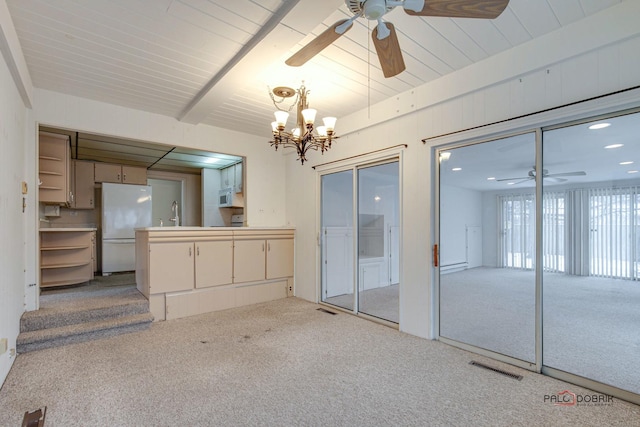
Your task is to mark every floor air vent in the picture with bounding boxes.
[469,361,523,381]
[317,308,337,315]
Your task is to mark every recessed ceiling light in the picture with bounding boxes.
[452,167,462,171]
[604,144,623,149]
[203,157,220,164]
[589,123,611,130]
[440,152,451,161]
[628,170,639,174]
[620,161,634,165]
[507,182,515,185]
[487,177,496,181]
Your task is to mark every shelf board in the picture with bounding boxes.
[40,170,63,176]
[41,278,91,287]
[41,245,90,251]
[39,155,63,161]
[41,261,91,269]
[39,186,63,190]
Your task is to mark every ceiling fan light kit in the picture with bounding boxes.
[286,0,510,78]
[268,84,338,165]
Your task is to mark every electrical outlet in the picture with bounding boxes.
[0,338,7,355]
[10,348,16,357]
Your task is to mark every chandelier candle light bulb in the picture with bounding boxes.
[268,83,339,165]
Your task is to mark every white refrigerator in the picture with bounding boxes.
[102,182,152,275]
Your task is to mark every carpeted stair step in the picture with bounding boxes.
[20,286,149,332]
[17,312,154,353]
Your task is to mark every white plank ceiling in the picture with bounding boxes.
[6,0,624,141]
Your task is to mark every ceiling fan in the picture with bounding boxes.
[497,168,587,185]
[285,0,510,78]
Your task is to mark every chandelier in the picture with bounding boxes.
[268,83,338,165]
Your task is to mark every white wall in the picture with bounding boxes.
[440,185,482,267]
[0,37,28,385]
[287,3,640,339]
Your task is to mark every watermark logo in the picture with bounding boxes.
[544,390,613,407]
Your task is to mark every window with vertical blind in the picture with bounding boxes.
[500,186,640,279]
[499,192,565,271]
[589,186,640,280]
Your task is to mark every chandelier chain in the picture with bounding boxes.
[268,86,300,112]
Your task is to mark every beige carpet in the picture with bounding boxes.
[440,267,640,395]
[1,297,638,426]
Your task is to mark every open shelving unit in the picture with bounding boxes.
[40,230,95,288]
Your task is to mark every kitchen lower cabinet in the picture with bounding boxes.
[266,238,294,279]
[233,239,266,283]
[233,238,294,283]
[149,242,194,294]
[135,228,294,321]
[196,240,233,288]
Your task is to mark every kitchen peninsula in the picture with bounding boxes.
[135,227,294,321]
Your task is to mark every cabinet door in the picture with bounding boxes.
[266,238,294,279]
[233,163,243,193]
[195,240,233,288]
[122,165,147,184]
[94,163,122,183]
[149,242,194,293]
[73,160,95,209]
[221,167,231,188]
[233,239,265,283]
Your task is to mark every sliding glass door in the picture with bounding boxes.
[321,170,354,311]
[542,111,640,396]
[321,159,400,323]
[358,162,400,322]
[438,133,537,364]
[436,109,640,403]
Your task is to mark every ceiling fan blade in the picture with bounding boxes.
[372,22,406,78]
[405,0,509,19]
[512,178,533,185]
[285,19,352,67]
[544,177,568,183]
[496,176,529,182]
[545,171,586,178]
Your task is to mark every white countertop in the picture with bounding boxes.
[136,226,294,231]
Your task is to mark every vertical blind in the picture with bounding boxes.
[589,186,640,280]
[500,186,640,280]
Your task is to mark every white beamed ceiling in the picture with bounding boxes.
[6,0,623,137]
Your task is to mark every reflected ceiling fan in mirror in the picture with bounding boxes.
[497,168,587,185]
[286,0,510,78]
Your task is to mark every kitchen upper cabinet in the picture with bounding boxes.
[39,132,71,205]
[149,242,194,294]
[71,160,95,209]
[195,240,233,288]
[220,162,242,193]
[94,163,147,185]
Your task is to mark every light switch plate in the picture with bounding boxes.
[21,181,28,194]
[0,338,7,355]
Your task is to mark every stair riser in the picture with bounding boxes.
[17,321,151,354]
[21,302,149,332]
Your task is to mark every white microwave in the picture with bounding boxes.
[219,188,243,208]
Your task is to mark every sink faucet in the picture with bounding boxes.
[170,201,179,226]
